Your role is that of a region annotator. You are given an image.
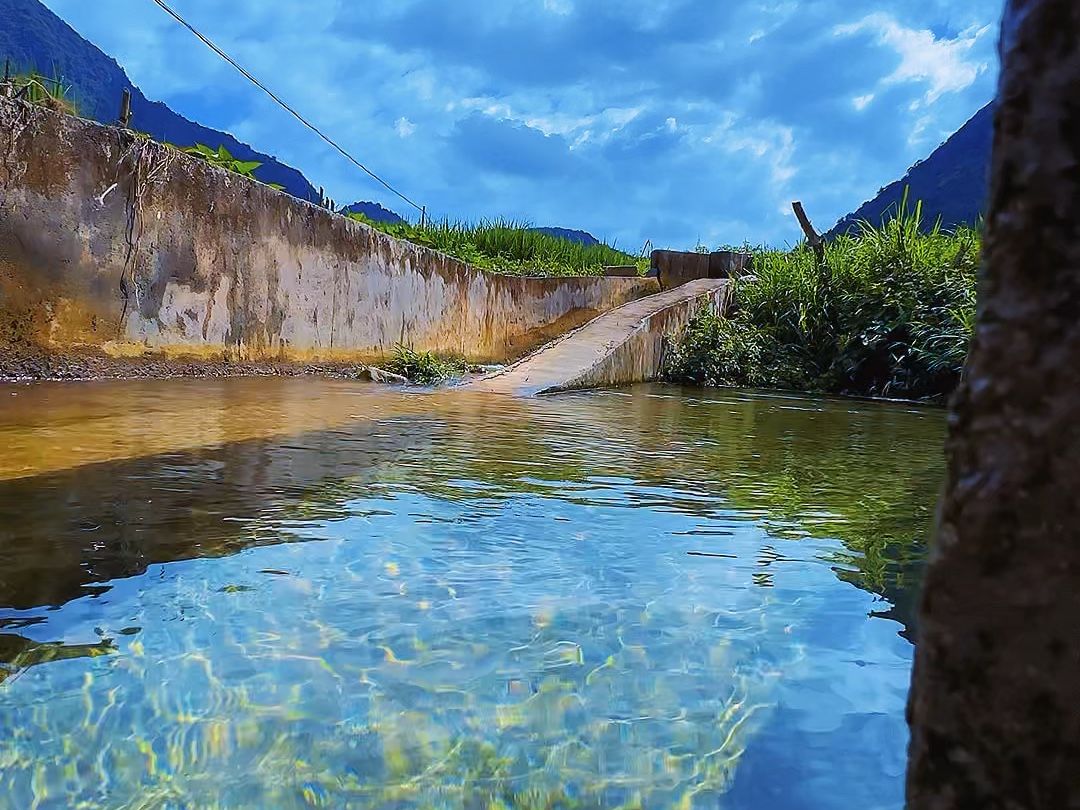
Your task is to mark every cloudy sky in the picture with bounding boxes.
[43,0,1000,251]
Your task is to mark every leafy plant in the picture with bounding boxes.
[665,198,980,402]
[182,143,284,190]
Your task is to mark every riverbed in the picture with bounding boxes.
[0,379,944,809]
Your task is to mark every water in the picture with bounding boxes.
[0,379,945,809]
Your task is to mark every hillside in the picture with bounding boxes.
[0,0,322,200]
[829,104,994,237]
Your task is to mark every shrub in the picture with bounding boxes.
[666,201,980,401]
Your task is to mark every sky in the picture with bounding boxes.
[42,0,1001,251]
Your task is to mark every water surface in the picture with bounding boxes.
[0,379,944,809]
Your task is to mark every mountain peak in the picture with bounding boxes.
[829,104,994,237]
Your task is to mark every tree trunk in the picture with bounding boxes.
[906,1,1080,808]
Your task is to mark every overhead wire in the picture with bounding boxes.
[145,0,425,214]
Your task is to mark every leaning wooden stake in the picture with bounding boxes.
[791,201,825,263]
[906,1,1080,807]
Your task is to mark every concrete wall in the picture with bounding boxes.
[0,99,657,365]
[651,249,752,290]
[548,281,730,393]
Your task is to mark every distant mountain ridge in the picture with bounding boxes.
[830,104,994,237]
[344,201,404,224]
[530,227,600,246]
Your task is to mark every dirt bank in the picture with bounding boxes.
[0,345,382,383]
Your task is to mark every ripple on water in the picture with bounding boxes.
[0,380,945,809]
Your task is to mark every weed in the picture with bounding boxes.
[181,143,285,190]
[383,345,469,384]
[666,199,979,401]
[2,69,78,115]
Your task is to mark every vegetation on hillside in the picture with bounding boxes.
[665,202,979,402]
[347,213,647,277]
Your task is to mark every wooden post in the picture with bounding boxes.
[2,59,11,99]
[792,201,825,263]
[420,206,426,229]
[118,89,132,128]
[906,1,1080,807]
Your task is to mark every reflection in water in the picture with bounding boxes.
[0,379,944,809]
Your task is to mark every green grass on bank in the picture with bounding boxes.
[665,202,979,402]
[347,213,648,277]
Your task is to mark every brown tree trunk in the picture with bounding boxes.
[906,1,1080,808]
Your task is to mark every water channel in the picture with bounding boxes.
[0,379,945,809]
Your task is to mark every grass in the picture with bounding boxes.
[665,199,979,402]
[1,69,78,115]
[347,213,648,277]
[382,344,471,384]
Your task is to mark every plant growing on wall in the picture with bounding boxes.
[1,69,78,115]
[182,143,284,190]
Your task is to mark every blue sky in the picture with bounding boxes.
[43,0,1000,251]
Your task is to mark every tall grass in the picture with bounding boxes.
[348,213,647,277]
[666,201,979,401]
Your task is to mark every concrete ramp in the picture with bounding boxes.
[466,278,729,395]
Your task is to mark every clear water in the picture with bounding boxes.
[0,379,945,809]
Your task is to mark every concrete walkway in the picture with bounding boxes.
[465,278,730,395]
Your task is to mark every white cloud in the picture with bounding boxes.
[40,0,1000,249]
[543,0,574,15]
[835,13,993,104]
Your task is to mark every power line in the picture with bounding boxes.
[145,0,424,214]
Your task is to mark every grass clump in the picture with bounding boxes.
[666,200,979,401]
[2,69,78,115]
[383,344,469,384]
[348,214,647,277]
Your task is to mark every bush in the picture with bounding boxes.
[666,201,979,401]
[382,345,469,384]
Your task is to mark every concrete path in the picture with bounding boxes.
[465,278,729,396]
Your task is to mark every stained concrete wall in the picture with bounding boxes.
[0,99,657,365]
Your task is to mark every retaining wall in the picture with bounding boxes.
[0,99,657,365]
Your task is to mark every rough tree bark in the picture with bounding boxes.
[906,1,1080,807]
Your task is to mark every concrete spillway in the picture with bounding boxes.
[466,278,730,396]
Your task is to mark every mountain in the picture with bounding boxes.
[345,201,405,224]
[530,227,600,246]
[0,0,318,202]
[829,103,994,237]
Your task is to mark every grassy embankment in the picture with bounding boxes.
[665,203,979,402]
[346,213,647,278]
